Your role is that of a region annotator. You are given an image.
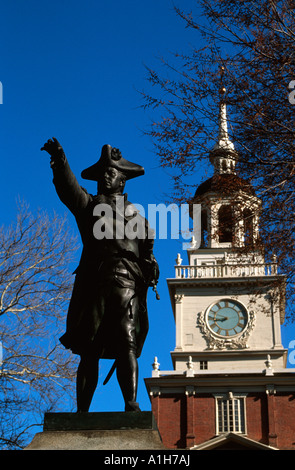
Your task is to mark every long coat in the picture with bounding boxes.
[52,158,155,358]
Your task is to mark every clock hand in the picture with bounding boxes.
[208,315,228,322]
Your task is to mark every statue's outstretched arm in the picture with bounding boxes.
[41,137,89,213]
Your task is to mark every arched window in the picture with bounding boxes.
[243,209,253,245]
[218,205,233,243]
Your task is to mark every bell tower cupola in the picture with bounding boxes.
[191,89,261,253]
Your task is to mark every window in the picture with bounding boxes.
[218,205,233,243]
[215,393,246,434]
[200,360,208,370]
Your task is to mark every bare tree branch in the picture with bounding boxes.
[0,201,79,449]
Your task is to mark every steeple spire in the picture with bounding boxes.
[209,71,238,174]
[213,88,235,153]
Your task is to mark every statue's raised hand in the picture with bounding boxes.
[41,137,65,168]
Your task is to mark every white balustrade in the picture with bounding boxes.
[175,262,278,279]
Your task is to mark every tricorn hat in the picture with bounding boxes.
[81,144,145,181]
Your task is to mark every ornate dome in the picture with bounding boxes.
[194,173,255,198]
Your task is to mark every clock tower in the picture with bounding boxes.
[145,94,295,450]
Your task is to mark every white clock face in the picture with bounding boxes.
[206,299,248,337]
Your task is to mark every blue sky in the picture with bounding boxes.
[0,0,294,414]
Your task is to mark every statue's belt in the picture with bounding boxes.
[112,267,135,280]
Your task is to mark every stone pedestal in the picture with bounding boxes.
[25,411,165,450]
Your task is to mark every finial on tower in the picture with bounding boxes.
[209,67,238,174]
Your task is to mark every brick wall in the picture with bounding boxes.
[245,393,268,444]
[153,394,186,449]
[271,393,295,450]
[151,391,295,449]
[192,394,216,446]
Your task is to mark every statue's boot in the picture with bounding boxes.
[125,401,141,412]
[116,350,141,412]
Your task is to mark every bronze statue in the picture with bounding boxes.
[41,138,159,412]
